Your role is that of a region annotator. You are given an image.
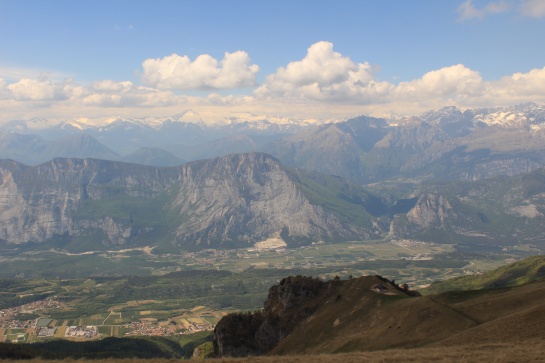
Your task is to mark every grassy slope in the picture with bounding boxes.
[269,255,545,355]
[268,278,545,356]
[2,343,543,362]
[289,168,388,225]
[423,255,545,294]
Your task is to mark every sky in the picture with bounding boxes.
[1,0,545,125]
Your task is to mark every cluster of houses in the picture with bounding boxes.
[123,321,174,336]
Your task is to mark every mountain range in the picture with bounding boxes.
[2,103,545,184]
[3,103,545,251]
[0,153,386,251]
[2,151,545,251]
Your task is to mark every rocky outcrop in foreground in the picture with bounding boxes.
[214,270,545,358]
[213,275,416,357]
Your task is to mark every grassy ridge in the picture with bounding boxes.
[423,255,545,294]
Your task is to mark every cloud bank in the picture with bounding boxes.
[1,41,545,123]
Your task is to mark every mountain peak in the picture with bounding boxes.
[169,110,207,127]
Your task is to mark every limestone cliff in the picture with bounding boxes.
[169,153,372,247]
[389,193,456,239]
[0,153,385,250]
[0,158,180,245]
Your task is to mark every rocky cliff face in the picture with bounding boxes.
[0,158,180,245]
[389,188,508,244]
[169,153,371,247]
[389,193,449,237]
[406,193,454,229]
[0,153,385,250]
[388,167,545,246]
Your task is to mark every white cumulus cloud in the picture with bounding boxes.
[92,80,135,92]
[395,64,484,101]
[141,51,259,90]
[6,78,72,101]
[483,66,545,102]
[2,42,545,124]
[255,41,382,102]
[253,41,545,113]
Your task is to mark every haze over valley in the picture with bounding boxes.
[2,1,545,361]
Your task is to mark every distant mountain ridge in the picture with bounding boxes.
[2,103,545,182]
[0,132,120,165]
[267,103,545,183]
[3,103,545,251]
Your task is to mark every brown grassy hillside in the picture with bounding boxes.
[213,275,545,359]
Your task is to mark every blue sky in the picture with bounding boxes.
[1,0,544,124]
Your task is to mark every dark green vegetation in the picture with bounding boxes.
[0,332,212,359]
[191,341,215,359]
[0,270,261,313]
[290,168,389,224]
[2,244,525,312]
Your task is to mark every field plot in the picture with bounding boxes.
[102,311,122,325]
[54,326,67,338]
[191,306,207,313]
[36,318,52,328]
